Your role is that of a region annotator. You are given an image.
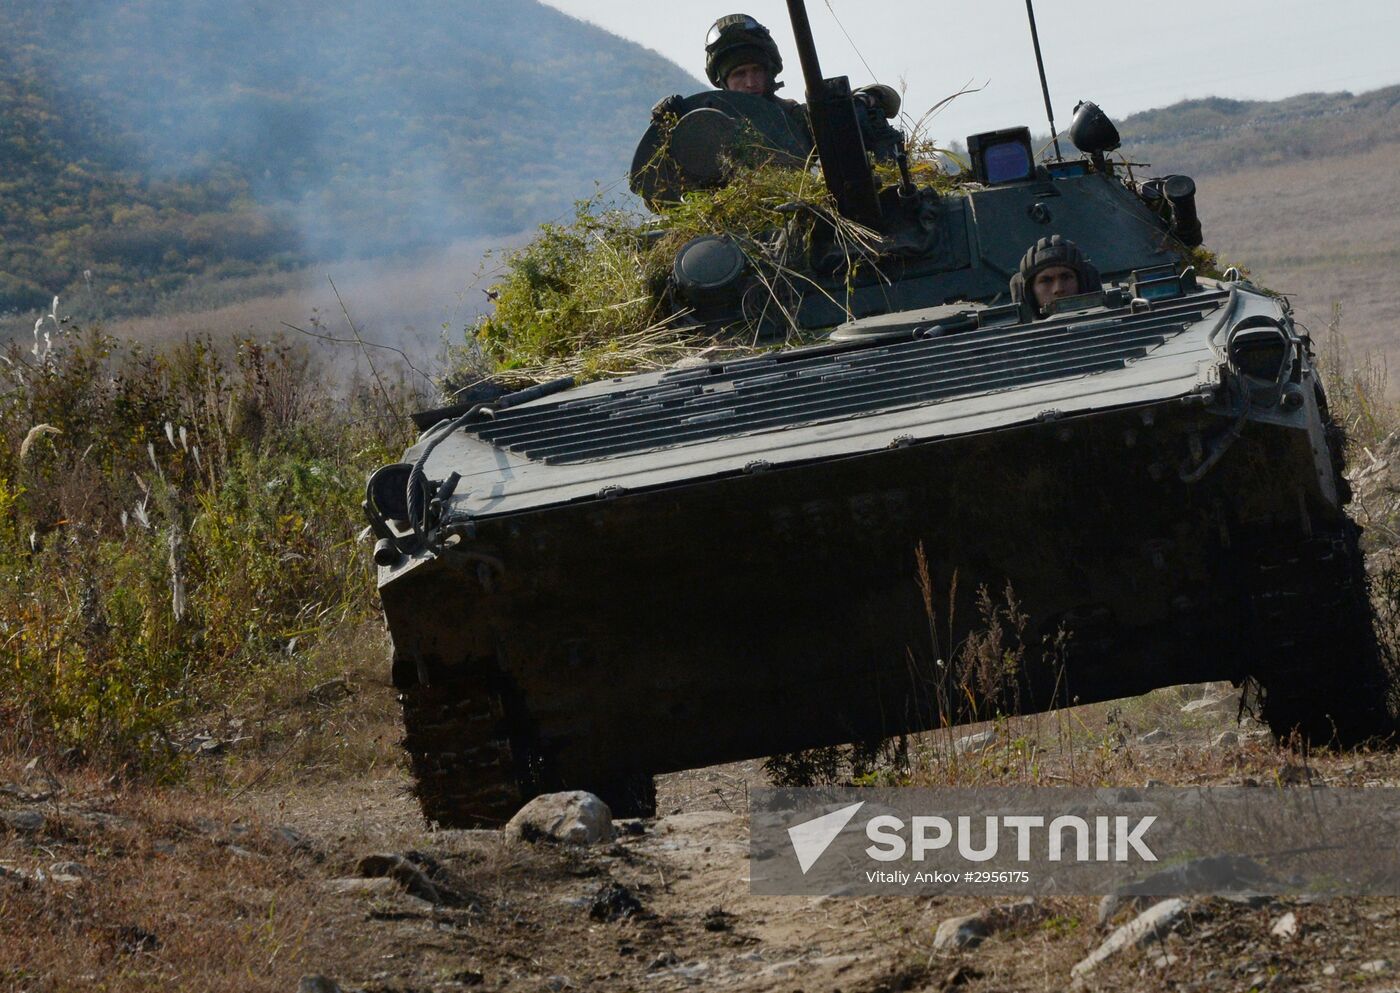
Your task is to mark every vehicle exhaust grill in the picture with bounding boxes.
[469,299,1221,465]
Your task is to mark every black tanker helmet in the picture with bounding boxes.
[705,14,783,93]
[1009,235,1103,310]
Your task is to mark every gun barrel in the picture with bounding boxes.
[782,0,883,228]
[785,0,825,99]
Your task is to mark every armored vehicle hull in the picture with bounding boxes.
[375,280,1391,826]
[372,0,1392,827]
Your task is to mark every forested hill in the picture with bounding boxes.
[3,0,1397,329]
[0,0,698,316]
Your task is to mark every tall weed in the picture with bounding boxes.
[1317,302,1395,451]
[0,323,418,769]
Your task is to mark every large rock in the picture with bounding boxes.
[506,792,613,845]
[933,898,1047,952]
[1072,898,1190,981]
[933,913,989,952]
[0,809,45,834]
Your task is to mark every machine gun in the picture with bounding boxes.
[783,0,883,228]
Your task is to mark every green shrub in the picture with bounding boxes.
[0,323,418,768]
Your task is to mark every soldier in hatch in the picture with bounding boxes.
[651,13,903,161]
[1010,236,1103,318]
[705,12,790,99]
[651,14,809,141]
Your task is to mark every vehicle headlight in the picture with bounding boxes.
[1227,317,1292,384]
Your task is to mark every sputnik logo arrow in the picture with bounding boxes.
[788,801,866,874]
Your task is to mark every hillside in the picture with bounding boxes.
[0,69,299,317]
[0,0,697,321]
[1118,85,1400,176]
[1117,87,1400,362]
[3,11,1397,367]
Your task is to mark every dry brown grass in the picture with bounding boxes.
[0,620,410,992]
[185,620,407,797]
[0,770,323,991]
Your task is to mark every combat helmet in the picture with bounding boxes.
[705,14,783,93]
[1009,235,1103,311]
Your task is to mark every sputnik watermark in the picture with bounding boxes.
[751,787,1400,896]
[864,813,1157,863]
[789,806,1158,875]
[788,801,865,873]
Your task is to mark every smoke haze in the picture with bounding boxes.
[0,0,697,261]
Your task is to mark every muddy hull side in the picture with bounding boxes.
[381,396,1337,794]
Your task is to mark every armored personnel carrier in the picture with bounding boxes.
[367,3,1395,826]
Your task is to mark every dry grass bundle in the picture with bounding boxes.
[467,168,826,384]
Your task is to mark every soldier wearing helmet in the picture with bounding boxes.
[652,14,803,125]
[651,14,902,161]
[705,13,787,98]
[1009,236,1103,318]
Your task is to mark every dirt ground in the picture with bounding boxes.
[5,673,1400,993]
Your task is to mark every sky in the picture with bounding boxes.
[542,0,1400,146]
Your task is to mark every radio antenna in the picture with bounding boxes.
[1024,0,1063,161]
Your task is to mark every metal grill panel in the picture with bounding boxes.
[470,298,1222,464]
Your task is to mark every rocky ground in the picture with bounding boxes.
[5,675,1400,993]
